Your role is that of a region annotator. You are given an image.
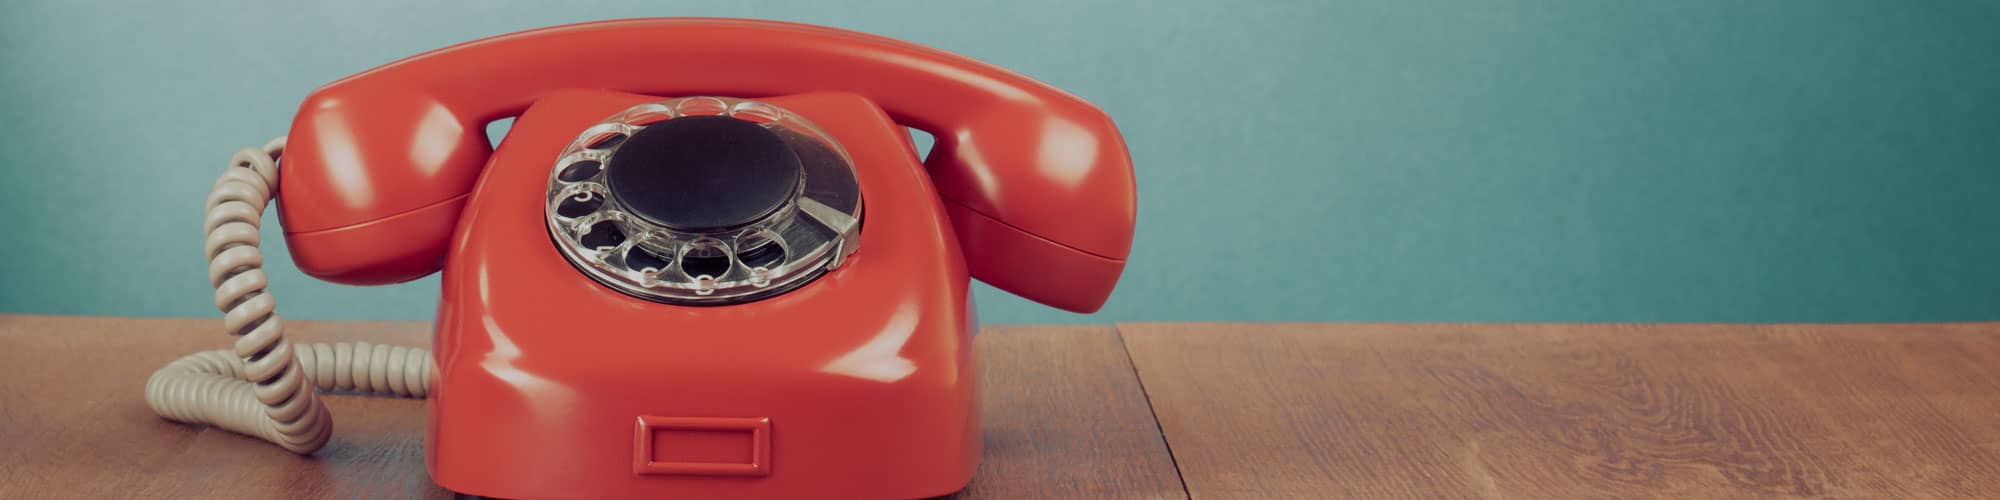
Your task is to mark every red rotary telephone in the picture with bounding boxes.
[149,18,1133,499]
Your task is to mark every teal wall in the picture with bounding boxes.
[2,1,1996,324]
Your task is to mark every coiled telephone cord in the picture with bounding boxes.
[144,138,433,454]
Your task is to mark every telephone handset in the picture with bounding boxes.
[147,18,1133,499]
[281,18,1133,311]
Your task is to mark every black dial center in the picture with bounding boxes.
[606,115,803,232]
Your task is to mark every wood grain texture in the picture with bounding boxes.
[0,315,1180,499]
[1119,322,2000,499]
[947,325,1186,500]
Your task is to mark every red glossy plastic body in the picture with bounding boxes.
[271,19,1135,499]
[434,90,979,498]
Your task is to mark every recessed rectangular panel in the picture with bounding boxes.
[632,416,771,477]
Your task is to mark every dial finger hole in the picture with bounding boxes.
[736,240,785,269]
[579,221,626,250]
[555,191,603,218]
[558,160,602,182]
[586,133,627,150]
[679,240,731,279]
[621,103,675,126]
[624,246,671,272]
[681,254,730,280]
[675,96,728,116]
[729,101,782,124]
[573,123,629,151]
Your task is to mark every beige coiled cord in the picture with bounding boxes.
[144,138,433,454]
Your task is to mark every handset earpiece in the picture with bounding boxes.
[280,89,494,284]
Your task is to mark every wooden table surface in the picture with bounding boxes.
[4,315,1999,499]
